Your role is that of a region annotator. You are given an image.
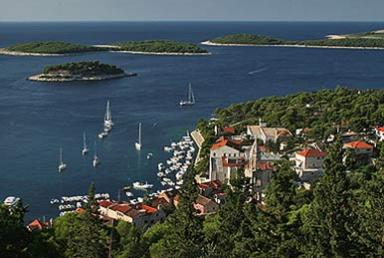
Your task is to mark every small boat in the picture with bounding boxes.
[135,122,142,151]
[123,186,131,191]
[164,146,172,152]
[104,100,114,128]
[147,153,153,159]
[157,172,165,177]
[3,196,20,206]
[158,163,164,170]
[82,131,89,155]
[126,192,134,197]
[98,131,108,139]
[50,198,60,205]
[93,142,100,167]
[179,83,195,106]
[58,147,67,172]
[133,181,153,190]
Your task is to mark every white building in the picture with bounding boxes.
[294,148,326,182]
[247,125,292,144]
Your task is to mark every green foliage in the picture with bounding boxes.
[42,61,124,77]
[7,41,103,54]
[215,87,384,141]
[210,34,287,45]
[210,32,384,48]
[115,40,208,53]
[0,203,30,258]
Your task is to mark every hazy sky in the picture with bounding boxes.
[0,0,383,22]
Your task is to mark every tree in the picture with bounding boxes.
[0,203,30,258]
[303,137,360,257]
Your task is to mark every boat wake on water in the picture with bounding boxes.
[248,67,267,75]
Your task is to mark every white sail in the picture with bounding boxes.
[135,122,142,150]
[104,100,113,128]
[58,147,67,172]
[93,142,100,167]
[179,83,195,106]
[82,132,89,155]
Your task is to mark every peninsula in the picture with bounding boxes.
[28,61,135,82]
[109,40,210,55]
[203,29,384,50]
[0,41,106,56]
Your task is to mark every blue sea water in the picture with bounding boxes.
[1,21,384,220]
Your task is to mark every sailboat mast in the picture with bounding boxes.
[83,132,87,148]
[105,100,111,121]
[138,123,142,145]
[94,142,97,157]
[60,147,63,164]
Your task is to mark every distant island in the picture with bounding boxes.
[203,30,384,50]
[28,61,136,82]
[0,41,106,56]
[108,40,210,55]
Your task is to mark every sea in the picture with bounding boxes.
[1,21,384,220]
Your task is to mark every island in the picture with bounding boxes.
[28,61,136,82]
[0,41,106,56]
[203,30,384,50]
[108,40,210,55]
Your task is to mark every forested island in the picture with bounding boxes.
[204,29,384,49]
[28,61,135,82]
[3,88,384,257]
[111,40,210,55]
[0,41,105,56]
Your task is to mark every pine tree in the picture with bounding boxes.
[303,137,358,257]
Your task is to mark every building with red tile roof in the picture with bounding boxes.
[297,148,327,158]
[295,147,326,183]
[343,140,374,156]
[193,195,219,215]
[27,219,51,231]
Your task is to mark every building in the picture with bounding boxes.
[343,140,374,155]
[197,180,222,196]
[27,219,51,231]
[294,148,327,182]
[252,161,274,201]
[246,125,292,143]
[209,137,244,182]
[375,127,384,141]
[193,195,219,215]
[98,200,166,229]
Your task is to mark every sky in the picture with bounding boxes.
[0,0,383,22]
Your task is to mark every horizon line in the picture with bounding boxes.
[0,20,383,23]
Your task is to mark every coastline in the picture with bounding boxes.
[0,48,65,57]
[94,44,211,56]
[201,40,384,51]
[111,50,211,56]
[28,72,136,82]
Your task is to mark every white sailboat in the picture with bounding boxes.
[58,147,67,172]
[135,122,142,151]
[179,83,195,106]
[81,132,89,155]
[104,100,113,129]
[92,142,100,167]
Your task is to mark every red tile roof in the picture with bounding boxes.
[297,148,327,158]
[344,141,373,149]
[198,180,222,191]
[223,127,235,134]
[377,127,384,132]
[138,204,157,214]
[256,162,274,171]
[27,219,49,231]
[211,137,241,151]
[110,204,133,214]
[98,200,113,208]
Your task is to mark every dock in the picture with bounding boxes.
[191,129,205,165]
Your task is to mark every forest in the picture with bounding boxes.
[6,41,102,54]
[42,61,125,76]
[114,40,208,54]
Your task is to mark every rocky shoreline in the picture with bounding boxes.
[111,50,211,56]
[0,48,65,56]
[201,40,384,50]
[28,72,136,82]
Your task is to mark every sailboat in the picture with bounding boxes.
[135,122,142,151]
[81,132,89,155]
[92,142,100,167]
[58,147,67,172]
[179,83,195,106]
[104,100,113,129]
